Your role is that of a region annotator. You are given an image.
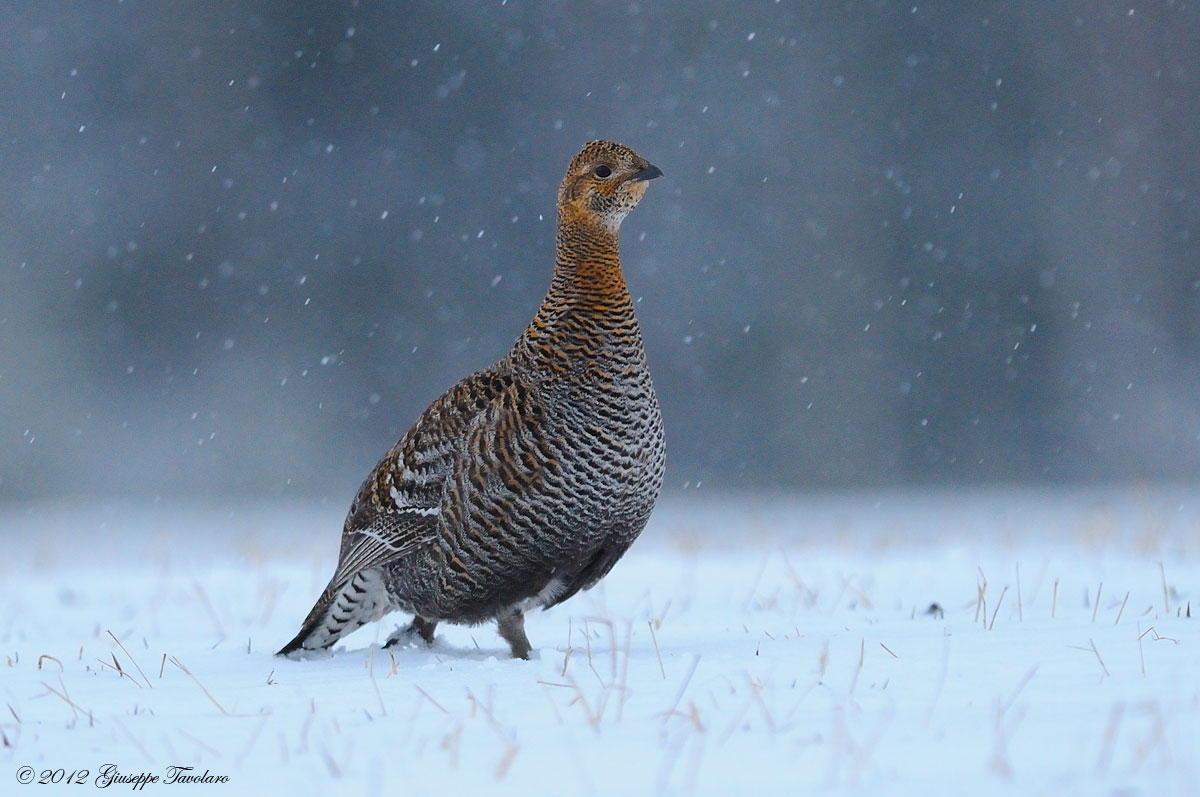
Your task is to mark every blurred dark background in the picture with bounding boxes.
[2,0,1198,503]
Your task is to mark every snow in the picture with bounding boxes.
[2,489,1197,795]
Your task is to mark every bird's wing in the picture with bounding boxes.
[326,368,536,589]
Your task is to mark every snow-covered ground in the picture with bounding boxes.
[2,488,1197,795]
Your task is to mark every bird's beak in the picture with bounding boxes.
[629,164,663,182]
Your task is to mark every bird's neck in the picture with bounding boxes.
[514,217,639,370]
[551,217,629,296]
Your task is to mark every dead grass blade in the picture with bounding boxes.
[108,629,151,688]
[648,620,666,680]
[168,656,229,715]
[41,680,96,726]
[660,654,700,726]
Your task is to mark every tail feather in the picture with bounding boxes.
[277,568,389,656]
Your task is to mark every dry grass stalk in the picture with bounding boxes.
[1051,578,1059,619]
[1091,581,1103,623]
[615,621,634,722]
[1130,701,1168,771]
[466,689,521,779]
[1159,562,1170,613]
[648,620,666,680]
[169,656,229,715]
[661,654,701,726]
[1115,592,1130,625]
[562,675,600,726]
[581,617,616,687]
[1015,563,1023,622]
[848,637,865,698]
[1001,665,1038,714]
[42,680,92,724]
[989,586,1008,630]
[366,651,387,718]
[879,642,898,659]
[975,568,988,625]
[1095,702,1124,773]
[560,646,574,678]
[441,722,462,769]
[989,673,1031,779]
[742,552,772,613]
[1139,627,1178,644]
[748,681,774,735]
[234,713,271,768]
[113,717,155,761]
[923,636,951,726]
[108,630,151,688]
[1088,639,1110,678]
[414,685,447,714]
[176,727,220,759]
[95,654,142,688]
[191,579,226,640]
[36,654,62,671]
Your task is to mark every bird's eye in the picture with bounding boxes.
[593,164,612,179]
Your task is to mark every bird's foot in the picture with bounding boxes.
[385,616,438,648]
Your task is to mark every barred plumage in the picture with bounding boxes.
[279,141,666,659]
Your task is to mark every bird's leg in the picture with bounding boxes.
[385,615,438,647]
[496,609,532,660]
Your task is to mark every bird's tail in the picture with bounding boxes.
[276,568,389,656]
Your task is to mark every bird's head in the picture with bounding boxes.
[557,140,662,233]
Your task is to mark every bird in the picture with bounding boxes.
[278,140,666,660]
